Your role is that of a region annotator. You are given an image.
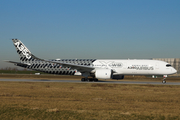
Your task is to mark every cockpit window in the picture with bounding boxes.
[166,64,171,67]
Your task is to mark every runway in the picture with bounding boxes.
[0,79,180,85]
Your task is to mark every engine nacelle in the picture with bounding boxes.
[112,75,124,80]
[95,69,112,79]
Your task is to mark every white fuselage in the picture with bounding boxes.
[91,59,177,75]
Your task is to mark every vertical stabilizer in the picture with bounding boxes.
[12,39,41,63]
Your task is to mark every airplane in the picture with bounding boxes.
[6,39,177,84]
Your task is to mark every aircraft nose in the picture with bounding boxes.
[172,68,177,74]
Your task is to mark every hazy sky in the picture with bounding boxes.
[0,0,180,69]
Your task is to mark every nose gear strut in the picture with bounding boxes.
[162,75,167,84]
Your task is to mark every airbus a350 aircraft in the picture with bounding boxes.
[6,39,177,83]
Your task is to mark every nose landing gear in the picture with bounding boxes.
[162,78,166,84]
[162,75,167,84]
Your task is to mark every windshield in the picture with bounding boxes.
[166,64,171,67]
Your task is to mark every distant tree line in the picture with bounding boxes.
[0,67,46,74]
[0,67,28,71]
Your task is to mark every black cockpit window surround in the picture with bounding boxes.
[166,64,171,67]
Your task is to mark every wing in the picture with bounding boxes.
[5,59,96,73]
[43,60,95,73]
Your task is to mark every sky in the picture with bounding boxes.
[0,0,180,69]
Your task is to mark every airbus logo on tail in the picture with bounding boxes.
[14,42,31,59]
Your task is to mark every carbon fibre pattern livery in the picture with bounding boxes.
[12,39,96,75]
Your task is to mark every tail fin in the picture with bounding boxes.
[12,39,42,63]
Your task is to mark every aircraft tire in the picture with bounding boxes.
[81,78,98,82]
[162,80,166,84]
[94,79,98,82]
[81,78,85,82]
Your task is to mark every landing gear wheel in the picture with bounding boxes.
[162,75,167,84]
[94,79,98,82]
[81,78,98,82]
[81,78,89,82]
[162,80,166,84]
[81,78,85,82]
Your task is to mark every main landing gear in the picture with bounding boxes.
[81,78,98,82]
[162,75,167,84]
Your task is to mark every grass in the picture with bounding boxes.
[0,82,180,119]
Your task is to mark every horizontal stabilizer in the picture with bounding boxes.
[5,60,31,66]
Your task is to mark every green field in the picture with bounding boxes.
[0,81,180,120]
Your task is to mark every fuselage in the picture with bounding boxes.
[91,59,177,75]
[20,59,177,76]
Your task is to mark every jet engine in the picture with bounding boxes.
[95,69,124,80]
[95,69,113,79]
